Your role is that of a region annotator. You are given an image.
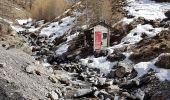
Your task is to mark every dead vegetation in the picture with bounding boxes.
[30,0,70,21]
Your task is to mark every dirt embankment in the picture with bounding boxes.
[0,0,30,20]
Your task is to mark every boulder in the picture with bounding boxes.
[97,78,107,86]
[106,85,120,94]
[107,53,126,62]
[48,91,59,100]
[25,65,36,74]
[115,62,133,78]
[94,90,114,100]
[155,53,170,69]
[48,75,59,83]
[165,10,170,18]
[74,88,94,98]
[107,70,115,78]
[55,88,63,98]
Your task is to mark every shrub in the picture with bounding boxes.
[31,0,69,21]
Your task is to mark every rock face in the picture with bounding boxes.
[155,53,170,69]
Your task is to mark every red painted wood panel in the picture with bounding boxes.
[95,31,102,50]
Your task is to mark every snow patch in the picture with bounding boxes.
[55,44,69,55]
[125,0,170,20]
[80,57,117,74]
[134,53,170,81]
[67,32,79,42]
[11,25,26,32]
[121,24,164,44]
[17,18,32,25]
[40,16,75,41]
[122,17,134,25]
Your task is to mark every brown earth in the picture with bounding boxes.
[129,30,170,63]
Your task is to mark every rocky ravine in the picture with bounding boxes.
[1,0,170,100]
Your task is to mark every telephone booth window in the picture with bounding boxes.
[103,33,107,39]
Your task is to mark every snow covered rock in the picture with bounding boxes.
[48,91,59,100]
[74,88,94,98]
[155,53,170,69]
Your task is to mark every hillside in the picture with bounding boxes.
[0,0,170,100]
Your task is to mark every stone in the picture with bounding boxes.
[49,91,59,100]
[107,70,115,78]
[165,10,170,18]
[115,62,133,78]
[94,90,114,100]
[48,75,58,83]
[97,78,106,86]
[107,53,126,62]
[74,88,93,98]
[0,63,3,68]
[132,89,145,100]
[55,88,63,98]
[106,85,120,94]
[25,65,36,74]
[155,53,170,69]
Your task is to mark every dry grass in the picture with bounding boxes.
[30,0,70,21]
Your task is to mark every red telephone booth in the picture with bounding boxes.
[93,23,110,52]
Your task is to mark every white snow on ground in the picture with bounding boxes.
[134,53,170,81]
[121,24,164,44]
[55,32,80,55]
[80,52,133,74]
[11,25,26,32]
[121,17,134,25]
[40,16,75,40]
[80,57,117,74]
[55,44,69,55]
[17,18,32,25]
[125,0,170,20]
[66,32,79,42]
